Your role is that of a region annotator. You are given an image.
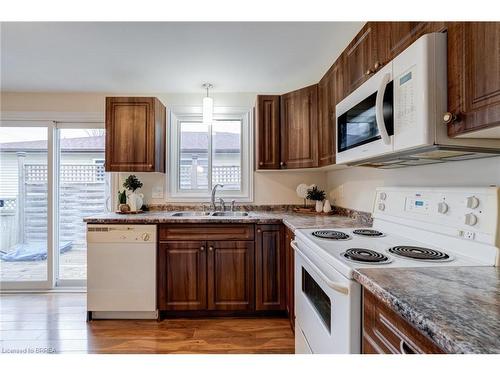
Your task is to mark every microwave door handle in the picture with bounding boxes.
[375,72,392,145]
[290,241,349,296]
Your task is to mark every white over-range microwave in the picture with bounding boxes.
[335,32,500,167]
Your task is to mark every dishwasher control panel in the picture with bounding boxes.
[87,224,156,243]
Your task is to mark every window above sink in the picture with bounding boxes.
[167,107,253,203]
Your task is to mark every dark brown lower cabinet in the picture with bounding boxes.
[363,289,444,354]
[158,241,207,311]
[255,225,286,311]
[284,227,295,331]
[207,241,254,311]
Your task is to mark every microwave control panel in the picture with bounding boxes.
[395,66,416,130]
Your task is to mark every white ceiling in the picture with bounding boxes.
[1,22,363,93]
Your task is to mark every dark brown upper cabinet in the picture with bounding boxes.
[344,23,387,95]
[255,95,281,169]
[105,97,166,172]
[446,22,500,137]
[280,84,319,169]
[318,59,344,166]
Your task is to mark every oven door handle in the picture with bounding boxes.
[375,72,392,145]
[291,241,349,296]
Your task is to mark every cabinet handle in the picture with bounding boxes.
[257,228,261,233]
[208,246,214,252]
[280,161,286,168]
[200,246,205,252]
[365,69,374,76]
[443,112,459,124]
[400,340,416,354]
[373,61,382,70]
[259,161,264,166]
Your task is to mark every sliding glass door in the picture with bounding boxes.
[56,124,108,286]
[0,124,52,289]
[0,120,109,289]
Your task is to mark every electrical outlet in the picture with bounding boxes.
[152,185,164,199]
[462,231,475,240]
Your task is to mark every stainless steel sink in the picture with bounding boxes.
[211,212,249,217]
[171,211,211,217]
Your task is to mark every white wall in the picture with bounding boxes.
[1,92,327,205]
[326,157,500,212]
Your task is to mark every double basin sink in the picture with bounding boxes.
[171,211,249,217]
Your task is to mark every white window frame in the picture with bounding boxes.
[167,106,253,202]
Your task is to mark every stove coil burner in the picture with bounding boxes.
[387,246,451,261]
[312,230,351,241]
[352,229,385,237]
[342,248,391,264]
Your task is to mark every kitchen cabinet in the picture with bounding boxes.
[362,289,444,354]
[318,60,344,166]
[207,241,255,311]
[344,23,386,95]
[158,241,207,311]
[446,22,500,137]
[280,85,319,169]
[255,224,286,311]
[105,97,166,172]
[284,227,295,331]
[255,95,281,169]
[158,225,255,313]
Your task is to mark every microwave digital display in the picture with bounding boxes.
[399,71,412,85]
[415,200,424,206]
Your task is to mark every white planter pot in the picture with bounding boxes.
[127,191,144,212]
[323,200,332,213]
[315,200,323,213]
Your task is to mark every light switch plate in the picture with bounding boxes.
[152,185,164,199]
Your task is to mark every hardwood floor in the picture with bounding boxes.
[0,293,294,354]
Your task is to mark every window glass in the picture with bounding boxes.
[212,121,241,191]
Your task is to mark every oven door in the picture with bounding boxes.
[336,63,395,164]
[292,240,361,354]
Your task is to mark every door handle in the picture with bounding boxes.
[375,72,392,145]
[208,246,214,252]
[290,241,349,295]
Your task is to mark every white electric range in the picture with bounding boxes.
[292,186,499,354]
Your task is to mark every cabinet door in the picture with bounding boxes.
[280,85,319,169]
[284,227,295,331]
[255,225,285,311]
[318,60,343,166]
[207,241,255,311]
[255,95,281,169]
[158,241,206,311]
[447,22,500,137]
[363,289,444,354]
[105,97,165,172]
[344,23,386,95]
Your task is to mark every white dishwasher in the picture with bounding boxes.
[87,224,157,320]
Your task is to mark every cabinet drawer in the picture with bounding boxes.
[363,289,444,354]
[159,224,254,241]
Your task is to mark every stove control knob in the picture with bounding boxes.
[464,213,478,226]
[378,203,386,211]
[465,196,480,209]
[437,202,449,214]
[141,233,151,241]
[379,192,387,201]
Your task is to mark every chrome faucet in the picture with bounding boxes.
[210,184,224,210]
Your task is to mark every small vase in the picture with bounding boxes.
[127,191,144,212]
[315,200,323,213]
[323,200,332,213]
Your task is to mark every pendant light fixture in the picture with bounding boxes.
[202,83,213,124]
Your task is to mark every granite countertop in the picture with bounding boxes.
[354,267,500,354]
[84,211,367,232]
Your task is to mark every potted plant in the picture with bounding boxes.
[306,186,326,213]
[117,190,130,212]
[123,175,144,212]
